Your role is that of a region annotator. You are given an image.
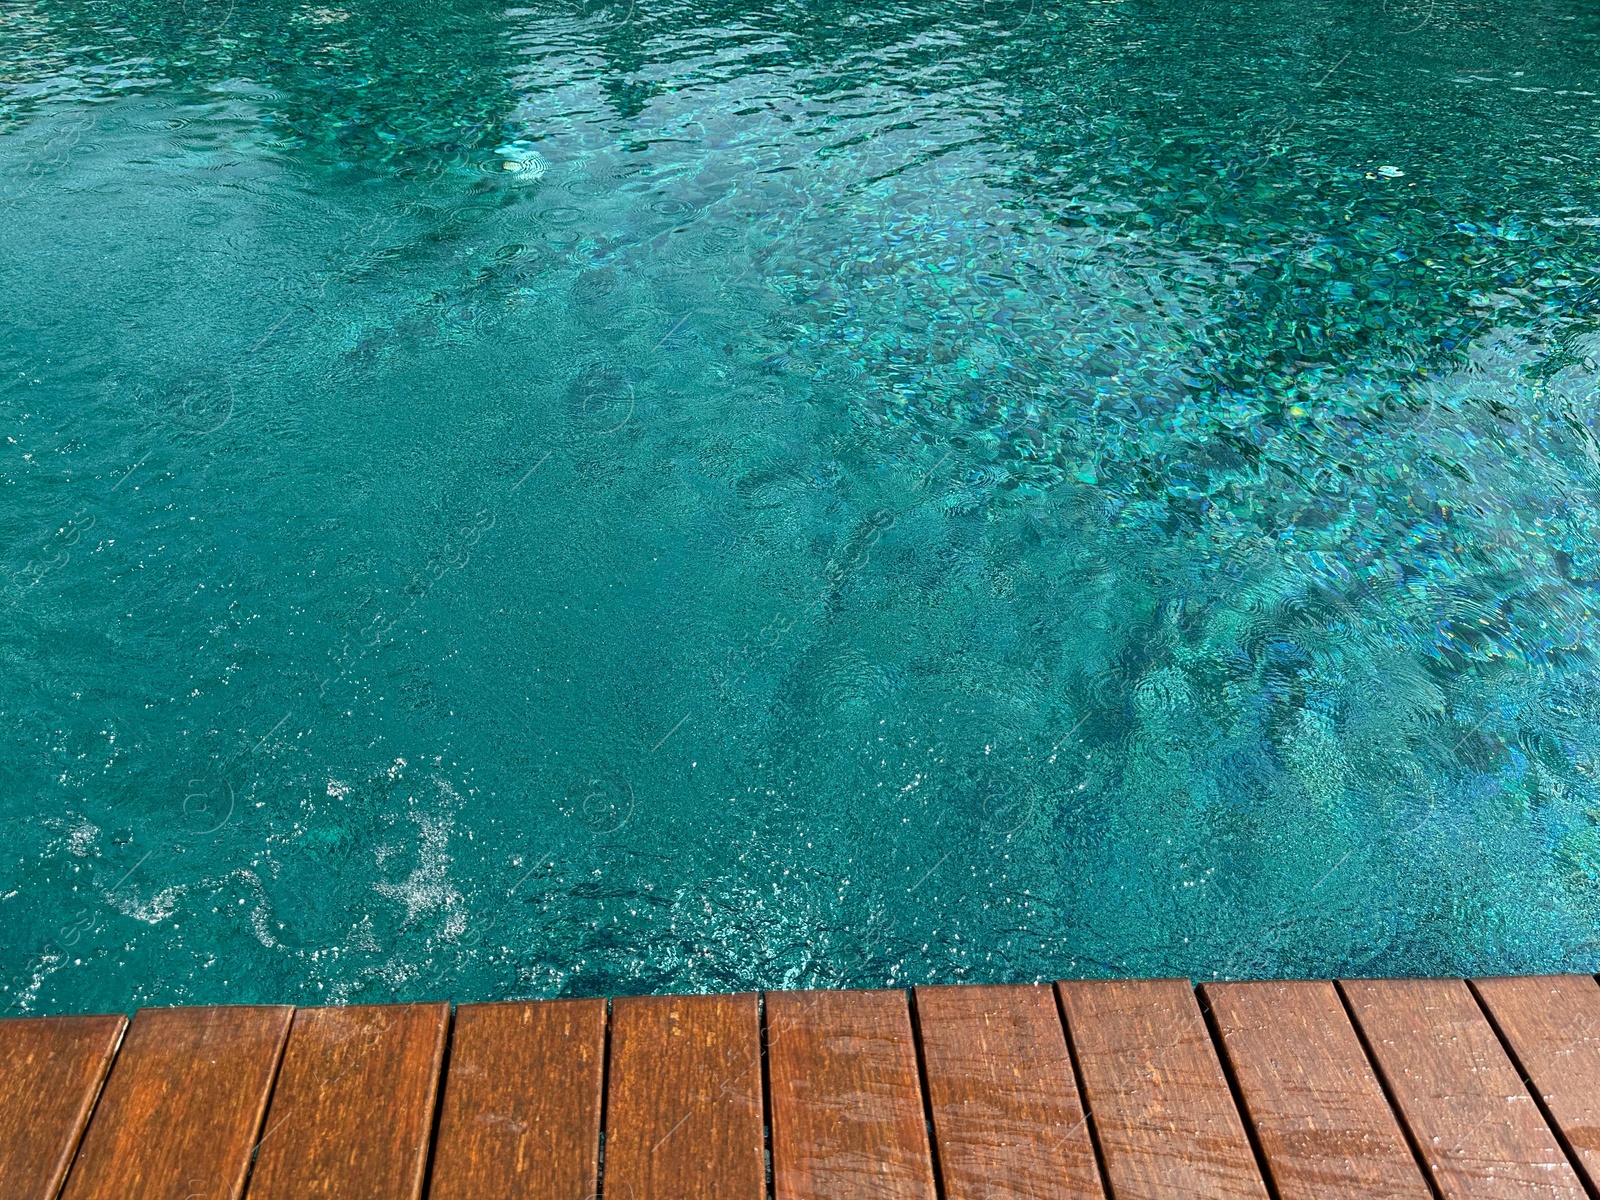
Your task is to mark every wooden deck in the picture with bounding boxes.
[4,978,1600,1199]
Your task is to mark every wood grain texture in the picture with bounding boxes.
[0,1013,125,1200]
[1341,977,1587,1199]
[427,999,606,1200]
[914,983,1104,1200]
[605,992,765,1200]
[1471,976,1600,1194]
[767,989,937,1200]
[1057,978,1269,1200]
[244,1003,450,1200]
[1201,981,1430,1200]
[59,1005,292,1200]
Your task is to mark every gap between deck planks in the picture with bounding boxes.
[4,977,1600,1200]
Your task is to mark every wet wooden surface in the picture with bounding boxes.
[0,1013,124,1200]
[1342,977,1589,1199]
[59,1005,291,1200]
[8,977,1600,1197]
[605,992,765,1200]
[1058,978,1270,1200]
[1201,981,1430,1200]
[244,1003,450,1200]
[1471,975,1600,1194]
[426,998,606,1200]
[767,988,938,1200]
[916,983,1103,1200]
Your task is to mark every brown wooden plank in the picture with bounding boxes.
[59,1005,292,1200]
[914,983,1104,1200]
[1341,977,1587,1198]
[1200,981,1430,1200]
[0,1013,125,1200]
[1056,978,1269,1200]
[426,999,606,1200]
[244,1002,450,1200]
[604,992,765,1200]
[767,988,937,1200]
[1473,975,1600,1194]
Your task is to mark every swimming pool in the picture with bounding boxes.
[4,0,1600,1013]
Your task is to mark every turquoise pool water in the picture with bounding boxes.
[5,0,1600,1013]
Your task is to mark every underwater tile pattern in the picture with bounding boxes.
[3,0,1600,1012]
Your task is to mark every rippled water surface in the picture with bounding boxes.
[6,0,1600,1012]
